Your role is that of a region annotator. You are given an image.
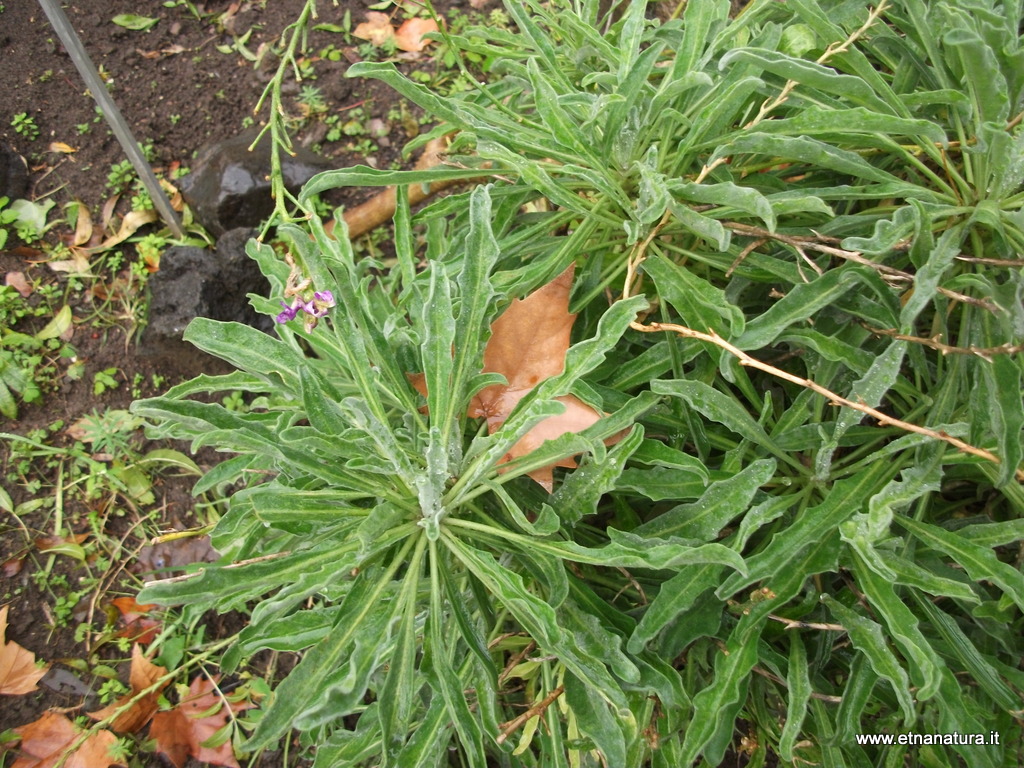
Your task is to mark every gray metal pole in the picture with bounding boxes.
[36,0,185,238]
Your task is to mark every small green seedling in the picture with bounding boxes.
[10,113,39,141]
[92,368,121,396]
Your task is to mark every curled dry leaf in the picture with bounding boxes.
[0,605,49,695]
[394,17,439,52]
[110,596,161,645]
[151,675,252,768]
[11,711,121,768]
[352,11,395,46]
[4,271,33,297]
[88,644,168,733]
[413,264,623,491]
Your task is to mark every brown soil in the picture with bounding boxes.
[0,0,461,764]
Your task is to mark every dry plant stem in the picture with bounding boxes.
[725,221,998,311]
[864,325,1024,360]
[142,551,291,589]
[497,640,537,686]
[628,320,1024,482]
[496,685,566,745]
[768,613,846,632]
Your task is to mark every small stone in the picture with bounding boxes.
[177,128,334,236]
[140,227,271,362]
[0,142,29,201]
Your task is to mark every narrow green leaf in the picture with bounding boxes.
[550,424,643,524]
[652,379,793,464]
[779,633,811,762]
[111,13,158,30]
[735,267,867,350]
[823,596,916,723]
[673,180,776,230]
[896,517,1024,614]
[378,540,427,760]
[980,353,1024,488]
[913,595,1019,712]
[719,460,893,596]
[633,458,775,540]
[443,534,628,708]
[629,563,723,653]
[679,614,759,765]
[183,318,303,389]
[644,253,745,336]
[711,133,909,187]
[564,674,628,767]
[720,49,895,114]
[747,106,945,144]
[34,305,72,341]
[850,552,944,700]
[245,556,407,750]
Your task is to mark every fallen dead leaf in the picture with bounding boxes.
[2,557,25,578]
[338,135,458,238]
[135,535,218,574]
[47,250,92,276]
[414,264,623,491]
[353,11,395,46]
[72,203,93,247]
[151,675,252,768]
[0,605,49,695]
[11,712,121,768]
[394,17,438,52]
[5,271,33,297]
[88,209,158,253]
[88,644,168,733]
[34,533,88,552]
[110,597,161,646]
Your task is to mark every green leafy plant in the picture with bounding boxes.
[133,1,1024,766]
[106,159,136,194]
[92,368,121,397]
[10,113,39,141]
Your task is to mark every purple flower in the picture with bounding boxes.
[275,290,336,327]
[275,300,301,324]
[308,291,336,318]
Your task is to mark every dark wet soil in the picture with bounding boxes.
[0,0,463,763]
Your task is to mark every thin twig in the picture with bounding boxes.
[769,613,846,632]
[629,320,1024,482]
[725,221,999,311]
[496,685,566,745]
[750,664,844,703]
[863,325,1024,360]
[955,254,1024,266]
[497,640,536,686]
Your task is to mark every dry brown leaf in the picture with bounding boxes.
[72,203,93,247]
[110,597,161,645]
[469,264,615,489]
[151,675,251,768]
[0,605,49,696]
[11,711,121,768]
[415,264,621,491]
[340,135,451,238]
[352,11,395,46]
[5,271,33,298]
[88,644,168,733]
[394,17,438,52]
[34,534,88,552]
[88,209,158,253]
[47,249,92,276]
